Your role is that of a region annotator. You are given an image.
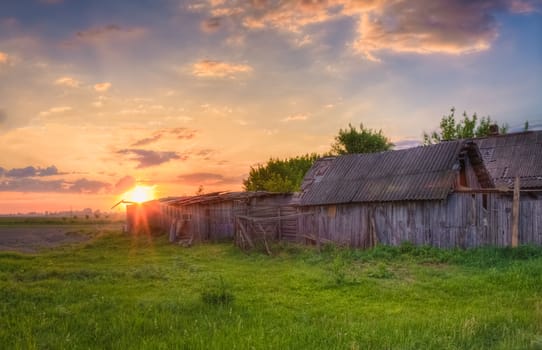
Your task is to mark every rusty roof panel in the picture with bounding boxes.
[474,131,542,188]
[300,141,463,205]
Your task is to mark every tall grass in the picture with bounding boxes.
[1,233,541,349]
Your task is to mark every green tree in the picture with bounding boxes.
[243,154,320,192]
[330,123,393,155]
[244,123,393,192]
[423,107,508,145]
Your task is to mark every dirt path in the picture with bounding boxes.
[0,224,120,253]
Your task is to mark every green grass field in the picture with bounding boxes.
[1,230,541,349]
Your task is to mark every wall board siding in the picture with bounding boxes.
[298,193,542,248]
[145,192,541,248]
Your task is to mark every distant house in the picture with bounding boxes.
[296,133,542,248]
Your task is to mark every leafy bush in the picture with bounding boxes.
[243,154,320,192]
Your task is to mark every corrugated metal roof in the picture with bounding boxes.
[474,131,542,189]
[300,141,464,205]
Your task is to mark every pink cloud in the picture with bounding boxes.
[65,24,147,46]
[117,149,186,168]
[94,82,112,92]
[192,59,253,78]
[54,76,80,88]
[196,0,538,60]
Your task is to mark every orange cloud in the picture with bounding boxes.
[192,59,253,78]
[94,82,112,92]
[0,51,9,64]
[117,149,185,168]
[197,0,537,60]
[38,106,72,117]
[54,76,80,88]
[282,113,309,122]
[352,2,499,60]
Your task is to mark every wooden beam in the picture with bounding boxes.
[511,176,520,247]
[235,212,314,222]
[238,220,255,249]
[257,222,272,256]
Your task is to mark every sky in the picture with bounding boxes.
[0,0,541,214]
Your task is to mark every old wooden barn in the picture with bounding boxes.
[296,132,542,248]
[128,131,542,249]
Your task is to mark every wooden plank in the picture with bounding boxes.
[256,222,272,255]
[235,212,314,222]
[511,176,520,247]
[238,220,255,249]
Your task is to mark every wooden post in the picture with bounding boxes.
[511,176,520,247]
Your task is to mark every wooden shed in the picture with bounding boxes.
[127,131,542,250]
[157,191,295,244]
[296,136,542,248]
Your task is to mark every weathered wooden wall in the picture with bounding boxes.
[136,192,542,248]
[297,193,542,248]
[158,194,295,242]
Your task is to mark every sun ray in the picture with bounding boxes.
[124,185,155,203]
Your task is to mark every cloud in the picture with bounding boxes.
[351,1,503,60]
[194,148,216,160]
[113,175,136,194]
[131,128,196,147]
[54,76,80,88]
[2,165,62,178]
[170,127,196,139]
[6,166,36,178]
[0,51,8,64]
[66,24,146,46]
[196,0,538,60]
[177,172,242,186]
[282,113,309,122]
[94,82,112,92]
[201,17,222,32]
[131,133,163,147]
[0,178,65,193]
[0,172,134,194]
[117,149,186,168]
[38,106,72,117]
[39,165,60,176]
[192,59,253,78]
[0,177,110,194]
[67,178,111,194]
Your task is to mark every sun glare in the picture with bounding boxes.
[125,185,155,203]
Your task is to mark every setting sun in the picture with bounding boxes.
[124,185,155,203]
